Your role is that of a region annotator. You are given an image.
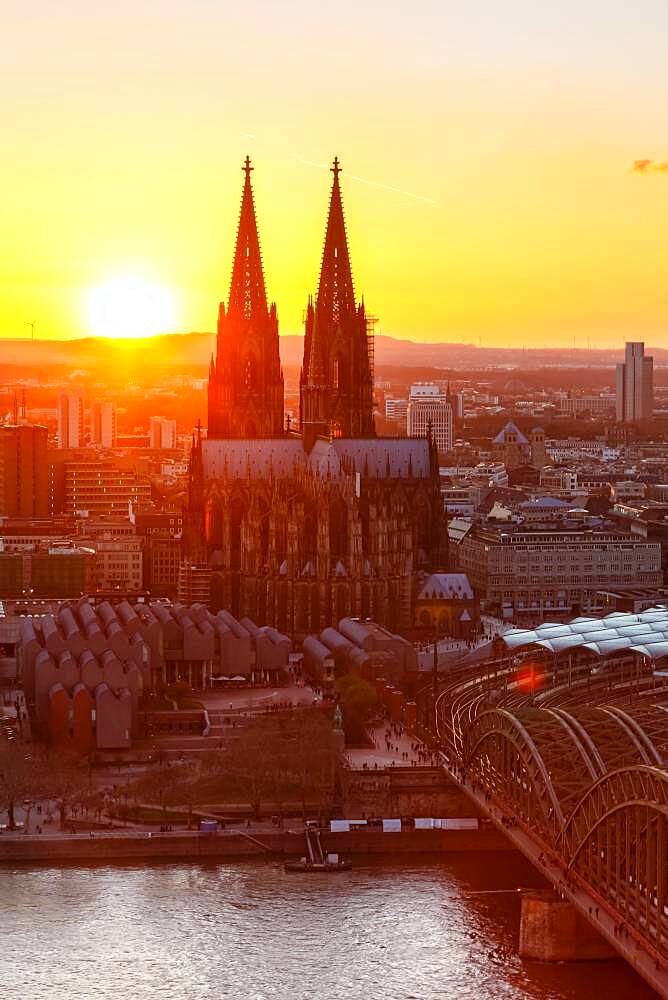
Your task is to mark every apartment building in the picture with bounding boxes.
[0,425,48,516]
[149,416,177,449]
[90,535,143,592]
[90,402,116,448]
[57,393,84,449]
[134,512,183,596]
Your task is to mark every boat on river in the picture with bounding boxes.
[284,858,352,873]
[285,822,352,873]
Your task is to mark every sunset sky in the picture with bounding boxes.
[3,0,668,347]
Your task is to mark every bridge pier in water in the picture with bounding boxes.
[519,890,616,962]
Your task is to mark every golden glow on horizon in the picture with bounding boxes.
[85,276,177,340]
[5,1,668,348]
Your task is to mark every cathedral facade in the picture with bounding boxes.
[182,158,446,637]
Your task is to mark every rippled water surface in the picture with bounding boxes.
[2,855,656,999]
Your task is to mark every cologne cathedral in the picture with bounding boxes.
[182,157,446,636]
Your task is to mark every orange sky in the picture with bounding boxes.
[3,1,668,348]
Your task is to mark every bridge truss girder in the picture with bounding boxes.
[560,766,668,959]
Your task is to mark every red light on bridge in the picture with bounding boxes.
[515,662,545,694]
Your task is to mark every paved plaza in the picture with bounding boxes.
[345,722,438,770]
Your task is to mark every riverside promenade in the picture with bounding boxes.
[0,822,510,863]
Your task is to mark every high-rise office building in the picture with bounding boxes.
[0,424,49,516]
[149,417,177,449]
[90,402,116,448]
[57,393,84,448]
[406,384,453,454]
[616,342,654,423]
[61,461,151,517]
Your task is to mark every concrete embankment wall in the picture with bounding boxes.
[0,827,511,864]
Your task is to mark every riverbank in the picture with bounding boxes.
[0,825,511,863]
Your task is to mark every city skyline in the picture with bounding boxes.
[3,5,668,997]
[4,0,668,347]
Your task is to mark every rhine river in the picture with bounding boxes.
[2,855,656,999]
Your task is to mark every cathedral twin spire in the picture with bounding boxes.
[208,155,374,444]
[301,157,375,447]
[207,157,283,439]
[228,156,268,321]
[316,157,356,327]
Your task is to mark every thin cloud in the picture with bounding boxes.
[632,159,668,174]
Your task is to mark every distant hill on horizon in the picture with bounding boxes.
[1,331,667,371]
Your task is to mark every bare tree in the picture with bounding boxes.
[0,741,43,831]
[43,751,89,830]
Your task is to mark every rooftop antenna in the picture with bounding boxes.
[25,321,35,341]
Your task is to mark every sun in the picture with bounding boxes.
[85,275,177,339]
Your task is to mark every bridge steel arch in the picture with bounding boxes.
[560,766,668,960]
[463,707,596,841]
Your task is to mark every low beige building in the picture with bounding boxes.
[460,526,662,622]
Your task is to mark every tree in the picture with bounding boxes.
[0,741,44,831]
[284,711,338,819]
[129,761,182,823]
[222,718,284,819]
[202,712,338,820]
[124,710,341,821]
[336,673,379,742]
[43,751,90,830]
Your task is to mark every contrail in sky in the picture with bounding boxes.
[293,154,438,205]
[239,135,437,205]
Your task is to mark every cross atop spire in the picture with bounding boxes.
[316,156,356,326]
[228,156,268,320]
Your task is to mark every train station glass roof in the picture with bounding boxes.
[502,606,668,658]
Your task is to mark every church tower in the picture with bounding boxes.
[208,158,284,439]
[300,158,374,450]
